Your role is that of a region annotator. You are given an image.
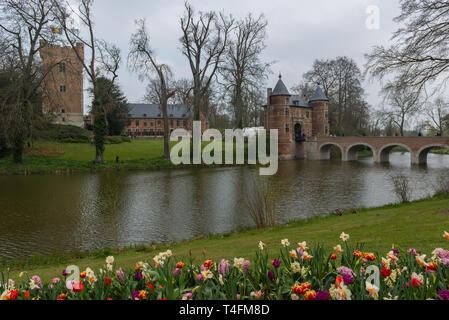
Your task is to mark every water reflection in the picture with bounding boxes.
[0,152,448,259]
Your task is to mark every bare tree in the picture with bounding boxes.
[128,18,175,160]
[365,0,449,92]
[179,2,234,123]
[0,0,59,163]
[53,0,121,163]
[244,175,278,228]
[219,14,271,128]
[293,57,371,135]
[144,78,193,107]
[171,78,193,106]
[425,97,449,135]
[381,81,422,136]
[390,174,412,203]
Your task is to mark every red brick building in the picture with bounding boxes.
[264,75,330,159]
[125,104,208,137]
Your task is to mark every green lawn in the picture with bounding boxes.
[3,194,449,282]
[0,140,251,174]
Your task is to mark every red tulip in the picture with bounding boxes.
[381,268,391,278]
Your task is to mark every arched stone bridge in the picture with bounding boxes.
[305,136,449,165]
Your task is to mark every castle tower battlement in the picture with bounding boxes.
[263,76,330,160]
[40,41,84,127]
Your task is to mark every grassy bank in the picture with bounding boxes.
[0,140,255,175]
[2,194,449,282]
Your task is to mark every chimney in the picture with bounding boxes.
[267,88,272,106]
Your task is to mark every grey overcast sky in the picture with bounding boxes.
[82,0,401,113]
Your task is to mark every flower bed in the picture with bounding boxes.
[1,232,449,300]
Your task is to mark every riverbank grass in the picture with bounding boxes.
[3,194,449,282]
[0,140,253,174]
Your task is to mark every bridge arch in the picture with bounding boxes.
[416,144,449,164]
[346,143,375,161]
[378,143,412,163]
[319,143,344,161]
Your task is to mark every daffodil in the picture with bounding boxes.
[105,256,114,265]
[289,250,298,259]
[233,258,245,268]
[334,244,343,253]
[297,241,308,251]
[366,282,379,299]
[258,241,266,250]
[281,239,290,247]
[340,232,350,242]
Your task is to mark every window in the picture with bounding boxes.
[61,109,65,113]
[285,108,289,116]
[285,123,290,133]
[325,126,329,135]
[144,121,147,127]
[176,120,180,127]
[183,120,187,127]
[60,85,66,93]
[170,120,174,127]
[135,120,140,127]
[285,98,289,104]
[157,120,161,126]
[325,111,328,119]
[306,111,310,119]
[59,62,66,73]
[150,121,153,126]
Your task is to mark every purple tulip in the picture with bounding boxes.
[132,290,140,300]
[134,272,143,280]
[272,259,281,268]
[343,273,354,285]
[438,290,449,301]
[267,270,275,280]
[316,291,330,300]
[62,269,69,277]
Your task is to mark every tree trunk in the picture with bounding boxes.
[161,86,170,160]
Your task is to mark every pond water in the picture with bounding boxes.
[0,152,448,259]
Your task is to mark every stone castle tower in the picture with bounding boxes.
[264,75,329,160]
[39,41,84,127]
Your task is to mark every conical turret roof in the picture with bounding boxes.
[271,74,291,97]
[309,84,329,102]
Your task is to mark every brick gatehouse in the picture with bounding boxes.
[264,76,449,164]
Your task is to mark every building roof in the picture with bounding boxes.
[271,75,291,97]
[309,84,329,102]
[290,95,311,108]
[128,103,193,119]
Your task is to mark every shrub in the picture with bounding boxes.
[59,138,89,144]
[35,123,90,143]
[245,175,278,228]
[433,175,449,195]
[104,136,130,144]
[390,174,412,203]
